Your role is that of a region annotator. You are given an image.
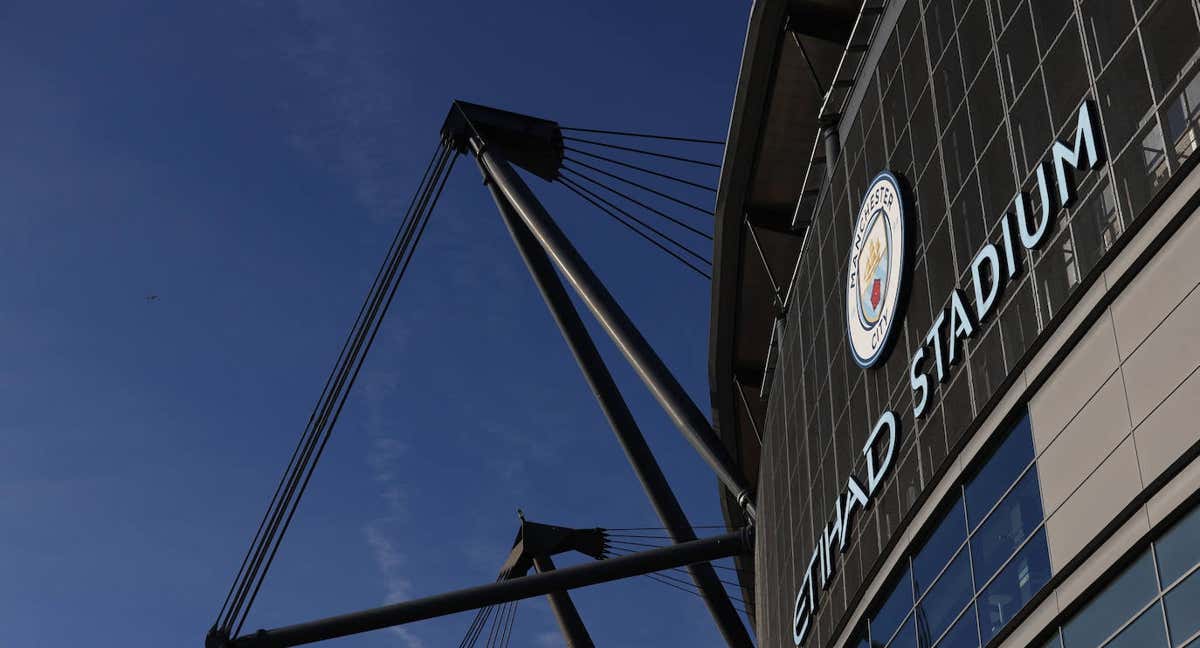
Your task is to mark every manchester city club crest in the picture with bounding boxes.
[846,171,907,368]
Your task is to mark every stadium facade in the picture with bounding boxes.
[712,1,1200,647]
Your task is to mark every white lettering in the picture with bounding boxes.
[910,347,929,419]
[971,243,1001,322]
[1051,101,1101,207]
[947,289,976,366]
[864,410,898,495]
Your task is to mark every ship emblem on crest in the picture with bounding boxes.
[845,171,907,369]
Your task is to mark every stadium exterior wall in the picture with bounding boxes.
[750,1,1200,646]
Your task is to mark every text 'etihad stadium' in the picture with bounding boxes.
[792,102,1104,646]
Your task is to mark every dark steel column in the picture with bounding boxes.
[470,138,756,521]
[481,176,753,648]
[532,554,595,648]
[232,530,749,648]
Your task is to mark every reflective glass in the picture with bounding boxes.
[873,567,916,646]
[916,549,975,645]
[1081,0,1135,67]
[1042,19,1088,133]
[1029,0,1072,52]
[1097,37,1155,155]
[1114,120,1168,220]
[971,470,1043,585]
[1062,551,1159,647]
[1071,181,1122,279]
[1035,226,1079,329]
[958,0,992,83]
[964,417,1035,529]
[1164,68,1200,168]
[978,528,1051,643]
[998,7,1038,102]
[1105,602,1168,648]
[1156,504,1200,585]
[1165,568,1200,645]
[1140,0,1200,98]
[933,604,979,648]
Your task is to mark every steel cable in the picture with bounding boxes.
[556,179,712,280]
[233,151,460,637]
[560,126,725,145]
[564,150,716,192]
[560,169,712,239]
[225,145,452,634]
[563,136,721,167]
[558,176,712,259]
[219,143,459,639]
[215,141,445,628]
[563,159,714,216]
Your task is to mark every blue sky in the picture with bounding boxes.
[0,1,750,646]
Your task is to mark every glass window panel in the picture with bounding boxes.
[951,175,986,278]
[971,470,1044,585]
[965,416,1035,529]
[912,90,939,170]
[1081,0,1135,67]
[1098,36,1156,156]
[867,118,886,177]
[1105,602,1169,648]
[917,548,975,645]
[926,220,957,311]
[898,445,923,513]
[885,75,910,154]
[959,0,993,83]
[1114,119,1168,221]
[1163,67,1200,167]
[1030,0,1072,54]
[907,260,934,351]
[914,496,969,594]
[1071,181,1122,279]
[968,58,1005,145]
[1140,0,1200,98]
[926,2,957,61]
[1042,19,1089,133]
[978,528,1052,643]
[880,32,904,91]
[917,155,947,246]
[921,408,949,483]
[934,603,980,648]
[999,280,1039,369]
[904,26,930,111]
[998,7,1038,102]
[1062,551,1159,647]
[864,74,882,133]
[943,106,975,199]
[897,0,921,53]
[977,128,1015,221]
[971,321,1007,405]
[935,36,967,127]
[1155,503,1200,586]
[1165,568,1200,645]
[891,127,915,183]
[872,566,916,646]
[943,370,976,450]
[992,0,1023,30]
[1034,225,1079,320]
[1010,74,1052,177]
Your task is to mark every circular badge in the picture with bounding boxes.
[846,171,906,368]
